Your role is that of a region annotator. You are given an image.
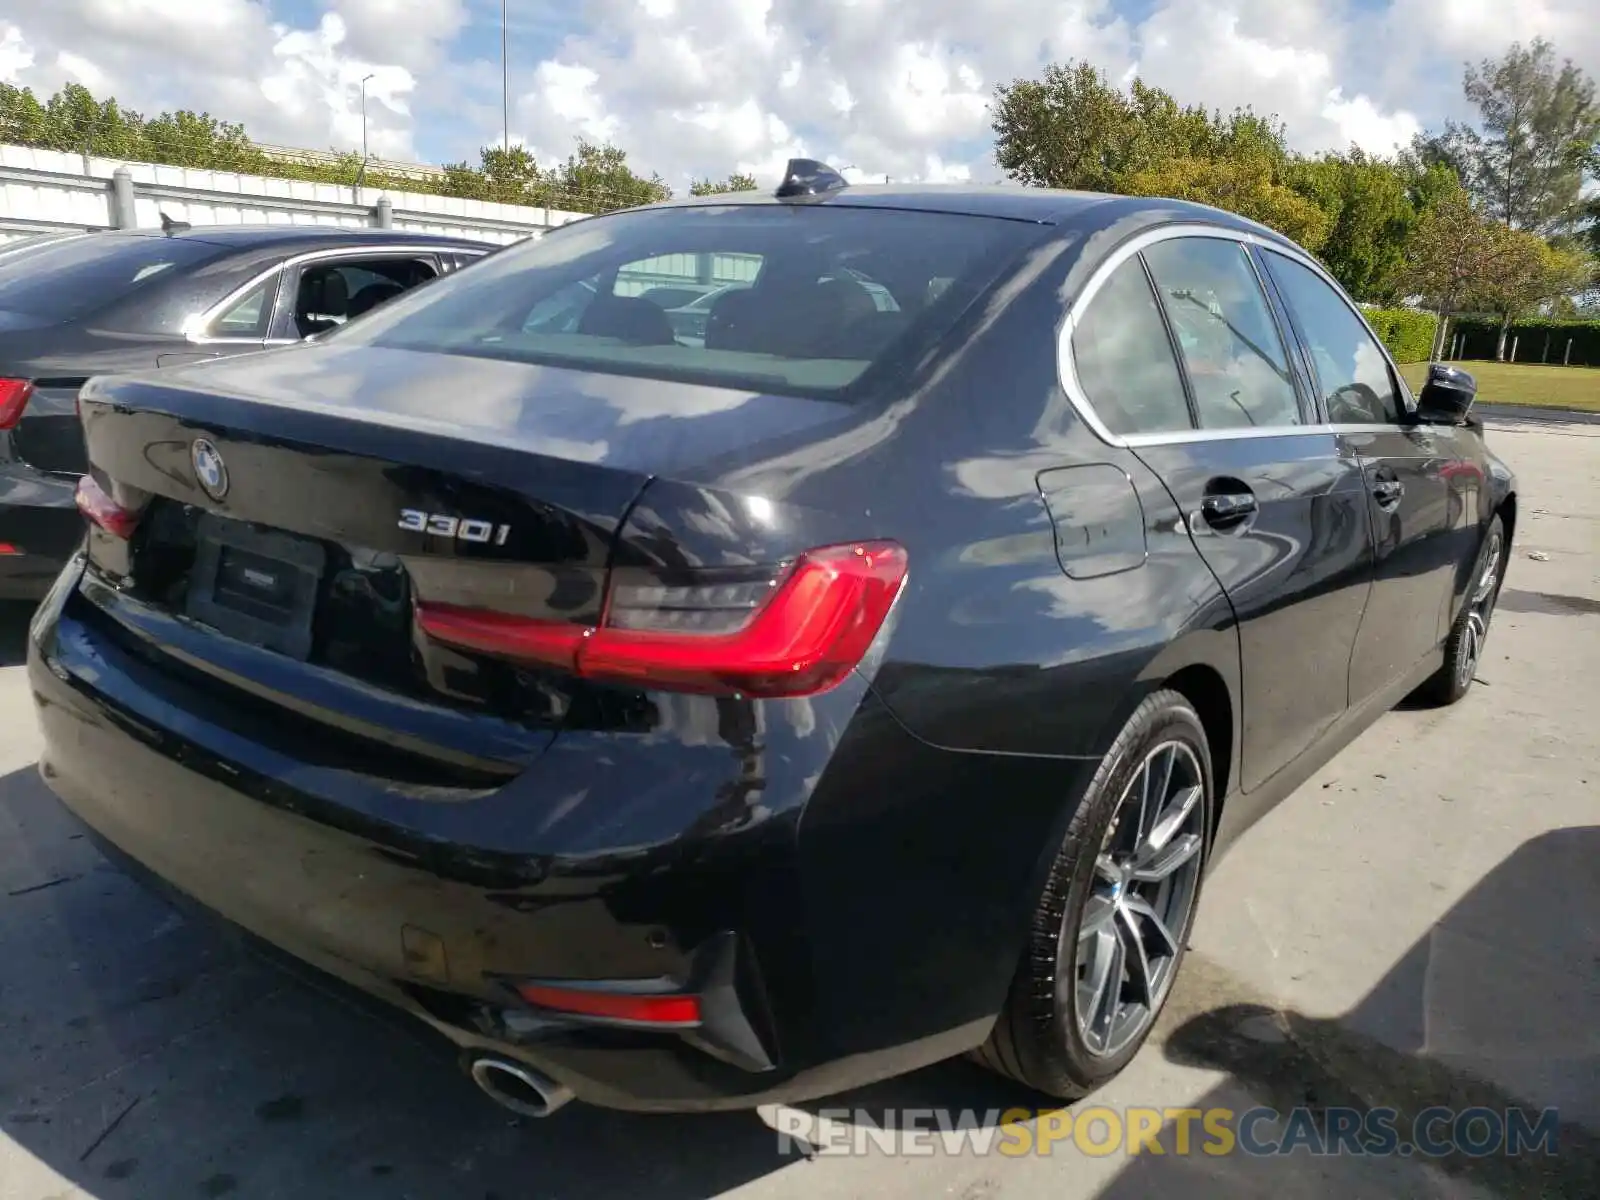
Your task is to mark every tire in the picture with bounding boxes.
[975,689,1213,1100]
[1416,515,1506,707]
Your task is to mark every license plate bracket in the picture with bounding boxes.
[185,514,325,660]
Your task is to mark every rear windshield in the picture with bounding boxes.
[332,204,1039,396]
[0,234,225,323]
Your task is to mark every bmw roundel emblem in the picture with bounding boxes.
[191,437,229,500]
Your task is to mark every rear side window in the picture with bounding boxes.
[1142,238,1303,430]
[0,233,225,323]
[334,206,1037,397]
[208,275,278,338]
[1071,258,1192,435]
[1262,251,1402,425]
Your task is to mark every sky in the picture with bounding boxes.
[1,0,1598,193]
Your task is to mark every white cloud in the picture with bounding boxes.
[3,1,1600,196]
[1322,91,1422,157]
[330,0,466,70]
[1131,4,1422,156]
[261,16,417,158]
[0,0,458,161]
[526,61,622,149]
[0,25,36,81]
[495,0,1442,188]
[54,51,109,91]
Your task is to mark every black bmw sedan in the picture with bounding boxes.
[0,224,493,598]
[29,163,1515,1116]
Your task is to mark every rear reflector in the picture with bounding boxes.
[417,541,907,698]
[515,983,702,1026]
[0,379,34,430]
[75,476,140,539]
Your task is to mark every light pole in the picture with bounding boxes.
[360,73,376,162]
[502,0,510,153]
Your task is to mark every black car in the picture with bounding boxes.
[29,163,1515,1116]
[0,225,494,598]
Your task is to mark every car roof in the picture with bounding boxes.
[108,225,496,251]
[647,183,1300,249]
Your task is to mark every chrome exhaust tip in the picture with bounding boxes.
[467,1055,576,1118]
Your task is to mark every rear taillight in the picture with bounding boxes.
[417,540,908,698]
[0,378,34,429]
[74,475,140,539]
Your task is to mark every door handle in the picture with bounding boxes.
[1199,490,1258,530]
[1372,479,1405,508]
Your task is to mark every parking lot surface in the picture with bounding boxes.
[2,415,1596,1200]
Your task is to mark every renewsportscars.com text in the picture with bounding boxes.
[768,1105,1561,1159]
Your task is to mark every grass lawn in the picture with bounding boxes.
[1398,360,1600,413]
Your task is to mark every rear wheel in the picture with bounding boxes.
[1417,515,1505,707]
[976,690,1212,1099]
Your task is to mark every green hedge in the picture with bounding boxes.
[1445,318,1600,367]
[1364,308,1439,363]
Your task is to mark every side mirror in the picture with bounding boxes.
[1415,363,1477,425]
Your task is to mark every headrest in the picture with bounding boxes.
[575,295,677,345]
[300,269,349,318]
[346,280,406,319]
[705,275,877,358]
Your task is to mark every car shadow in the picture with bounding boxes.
[1092,825,1600,1198]
[0,759,797,1199]
[5,709,1596,1198]
[0,756,1048,1199]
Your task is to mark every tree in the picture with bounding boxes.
[142,110,264,171]
[1287,150,1420,299]
[0,81,669,215]
[1581,193,1600,257]
[992,61,1357,252]
[991,61,1138,191]
[531,140,670,213]
[1124,151,1333,250]
[993,63,1296,189]
[1432,39,1600,233]
[0,84,50,147]
[1471,233,1597,358]
[478,144,544,203]
[689,173,758,195]
[1398,186,1526,359]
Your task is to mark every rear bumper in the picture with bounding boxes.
[27,561,1081,1111]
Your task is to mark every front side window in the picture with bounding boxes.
[1142,238,1303,430]
[1263,251,1402,425]
[327,206,1037,397]
[293,257,437,336]
[1071,257,1192,436]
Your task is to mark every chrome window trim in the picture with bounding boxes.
[1120,422,1401,447]
[183,243,476,346]
[1056,223,1418,447]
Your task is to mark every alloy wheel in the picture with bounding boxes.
[1069,740,1206,1058]
[1457,530,1503,691]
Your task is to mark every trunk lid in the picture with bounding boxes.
[76,360,654,781]
[0,324,94,476]
[72,345,857,783]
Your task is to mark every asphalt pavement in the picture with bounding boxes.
[1,415,1596,1200]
